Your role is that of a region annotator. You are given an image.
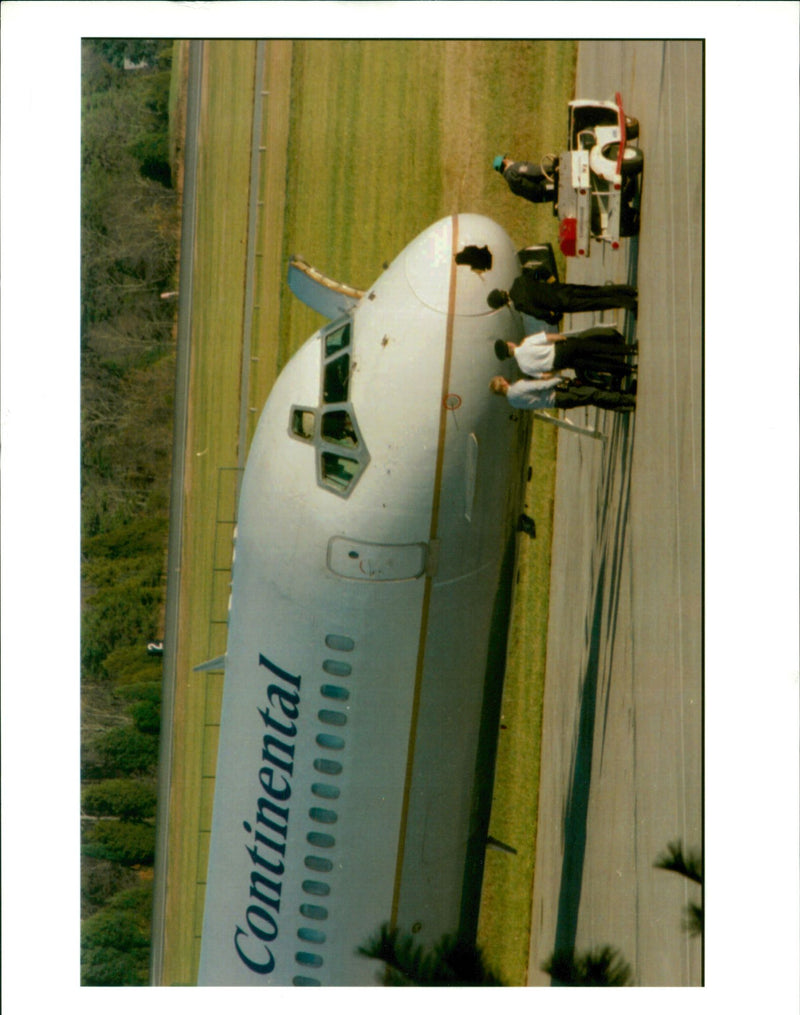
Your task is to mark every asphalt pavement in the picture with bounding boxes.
[527,40,703,986]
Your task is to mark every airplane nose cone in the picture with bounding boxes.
[404,214,520,317]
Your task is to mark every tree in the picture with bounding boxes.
[80,37,178,984]
[83,819,156,866]
[82,778,157,820]
[654,839,703,937]
[654,839,702,884]
[81,856,139,917]
[542,945,633,986]
[89,39,161,71]
[358,923,503,986]
[83,725,159,779]
[81,885,152,985]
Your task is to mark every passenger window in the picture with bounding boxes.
[318,709,347,727]
[299,904,328,920]
[312,782,340,800]
[325,634,355,652]
[320,451,360,492]
[313,758,342,776]
[307,831,335,848]
[309,806,338,824]
[291,408,316,441]
[321,409,358,448]
[316,734,345,750]
[302,880,331,897]
[322,660,351,677]
[298,926,326,942]
[323,353,350,404]
[305,856,334,873]
[296,951,324,967]
[321,684,349,700]
[324,322,351,358]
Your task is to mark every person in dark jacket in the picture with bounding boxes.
[487,270,638,326]
[493,154,557,204]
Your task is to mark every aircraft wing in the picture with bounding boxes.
[287,255,364,320]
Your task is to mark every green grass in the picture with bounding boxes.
[280,40,576,358]
[477,420,558,984]
[162,38,576,985]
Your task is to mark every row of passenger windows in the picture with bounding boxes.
[292,633,356,986]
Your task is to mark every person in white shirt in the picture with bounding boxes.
[490,375,636,413]
[494,326,636,382]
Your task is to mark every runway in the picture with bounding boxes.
[527,41,703,985]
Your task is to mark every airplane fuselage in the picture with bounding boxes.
[198,214,529,985]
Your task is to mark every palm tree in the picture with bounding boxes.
[358,923,504,986]
[542,945,633,986]
[654,839,703,937]
[654,839,702,883]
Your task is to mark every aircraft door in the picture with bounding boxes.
[327,536,427,581]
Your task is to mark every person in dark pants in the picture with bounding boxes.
[493,155,557,204]
[488,270,638,326]
[494,326,637,381]
[490,375,636,413]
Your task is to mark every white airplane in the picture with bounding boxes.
[197,213,534,986]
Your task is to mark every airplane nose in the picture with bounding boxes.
[403,214,520,317]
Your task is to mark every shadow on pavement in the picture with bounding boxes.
[549,410,635,974]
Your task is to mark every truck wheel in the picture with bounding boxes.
[620,207,640,237]
[603,142,644,176]
[624,116,639,140]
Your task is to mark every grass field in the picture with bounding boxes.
[161,38,575,986]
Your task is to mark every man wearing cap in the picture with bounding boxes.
[487,271,638,326]
[494,326,636,383]
[490,375,636,413]
[493,154,557,204]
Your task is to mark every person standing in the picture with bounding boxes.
[487,271,638,325]
[493,154,557,204]
[494,326,636,381]
[490,375,636,413]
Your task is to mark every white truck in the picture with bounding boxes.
[555,92,643,257]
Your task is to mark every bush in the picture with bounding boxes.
[117,681,161,703]
[81,573,164,679]
[83,819,156,866]
[81,884,152,986]
[129,698,160,734]
[81,856,139,916]
[86,725,159,778]
[82,778,157,820]
[102,646,163,686]
[85,515,167,561]
[89,39,161,71]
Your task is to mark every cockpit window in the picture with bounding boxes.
[320,452,361,494]
[324,322,351,358]
[288,317,369,497]
[291,408,316,441]
[323,353,350,404]
[321,410,357,448]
